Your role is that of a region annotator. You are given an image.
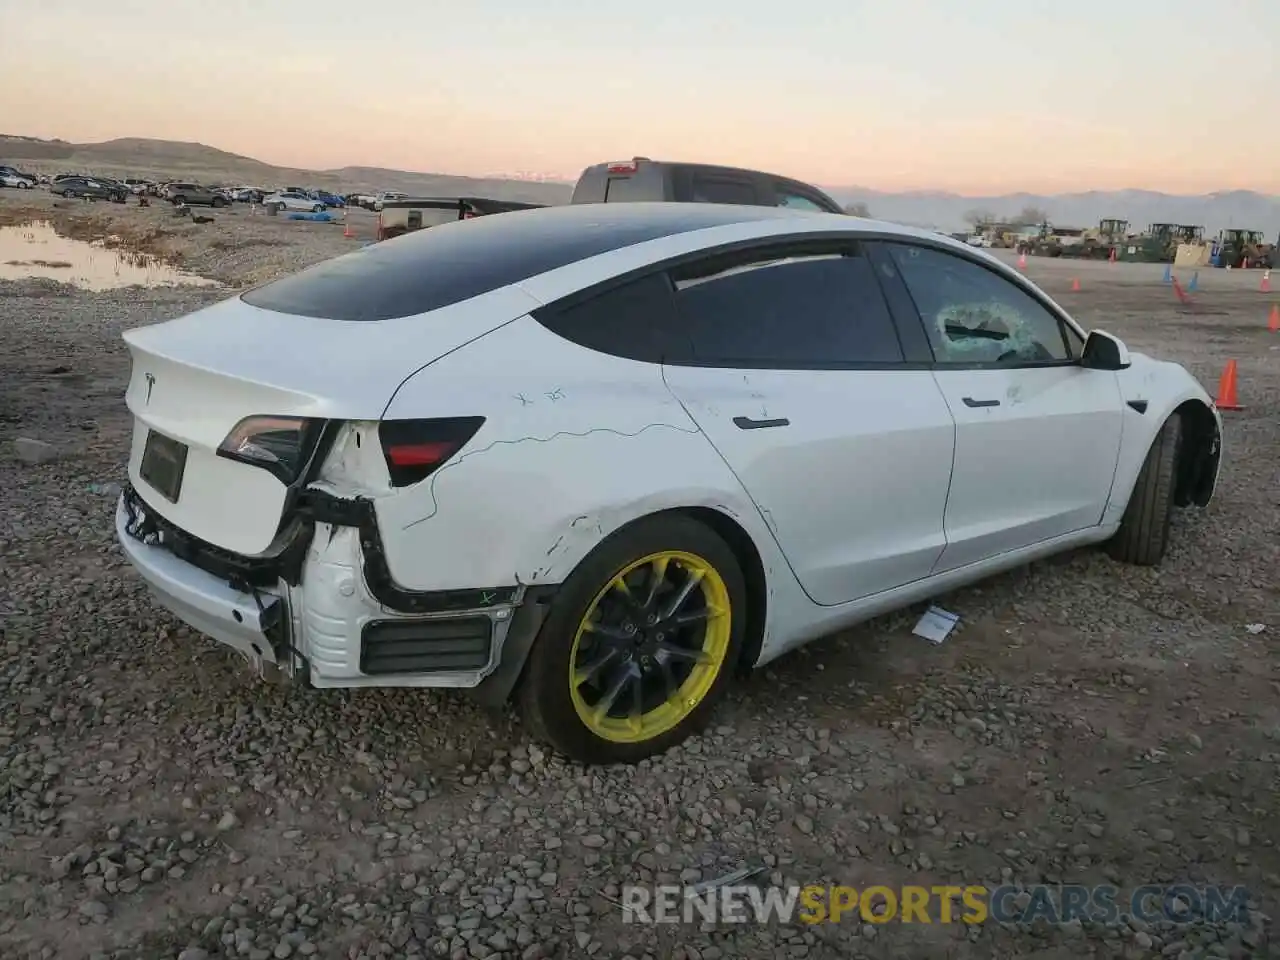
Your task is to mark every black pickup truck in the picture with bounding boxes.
[373,158,844,240]
[571,157,844,213]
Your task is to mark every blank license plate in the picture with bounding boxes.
[140,430,188,503]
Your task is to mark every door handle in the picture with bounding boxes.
[733,416,790,430]
[961,397,1001,408]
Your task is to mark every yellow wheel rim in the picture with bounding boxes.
[568,550,732,744]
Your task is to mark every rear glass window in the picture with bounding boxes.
[603,174,660,202]
[240,203,801,321]
[689,176,758,205]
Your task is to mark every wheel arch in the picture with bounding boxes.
[676,506,768,676]
[530,501,770,672]
[1105,365,1223,528]
[470,502,771,710]
[1172,397,1221,507]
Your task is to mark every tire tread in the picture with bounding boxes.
[1108,415,1181,565]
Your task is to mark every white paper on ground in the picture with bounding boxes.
[913,606,960,645]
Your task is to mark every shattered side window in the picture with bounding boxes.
[885,244,1072,364]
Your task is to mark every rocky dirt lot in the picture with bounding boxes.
[1,196,1278,960]
[0,192,371,287]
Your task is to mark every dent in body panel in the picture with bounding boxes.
[371,315,763,593]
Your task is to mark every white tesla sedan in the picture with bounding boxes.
[115,203,1223,765]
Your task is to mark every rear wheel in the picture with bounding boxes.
[1108,415,1182,566]
[518,515,745,765]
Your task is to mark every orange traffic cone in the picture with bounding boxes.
[1109,247,1117,263]
[342,207,354,239]
[1172,276,1192,304]
[1017,252,1027,269]
[1071,278,1081,292]
[1269,304,1279,332]
[1261,270,1271,293]
[1215,360,1243,411]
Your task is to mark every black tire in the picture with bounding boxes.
[518,514,747,765]
[312,204,323,213]
[211,196,225,207]
[171,196,185,205]
[1108,415,1182,566]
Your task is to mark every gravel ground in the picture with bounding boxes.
[1,197,1278,960]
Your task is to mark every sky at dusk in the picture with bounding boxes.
[2,0,1278,194]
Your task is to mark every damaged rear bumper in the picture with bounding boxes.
[115,484,554,705]
[115,494,287,668]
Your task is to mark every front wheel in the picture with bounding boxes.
[518,515,746,765]
[1108,415,1182,566]
[312,204,323,213]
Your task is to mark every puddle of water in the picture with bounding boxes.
[0,221,218,290]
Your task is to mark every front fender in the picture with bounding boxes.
[1103,354,1222,526]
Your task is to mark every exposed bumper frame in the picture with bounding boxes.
[117,483,553,705]
[116,493,290,666]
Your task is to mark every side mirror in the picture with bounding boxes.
[1080,330,1131,371]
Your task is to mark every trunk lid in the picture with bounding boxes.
[124,287,537,556]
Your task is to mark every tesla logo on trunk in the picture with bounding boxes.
[144,372,155,404]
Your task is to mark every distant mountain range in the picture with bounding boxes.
[0,135,572,205]
[3,134,1277,238]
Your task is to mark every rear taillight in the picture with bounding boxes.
[606,160,640,174]
[217,415,323,484]
[378,417,485,487]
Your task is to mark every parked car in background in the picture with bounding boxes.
[348,193,376,209]
[0,168,36,189]
[0,164,38,182]
[230,187,267,203]
[163,182,228,207]
[122,178,153,195]
[373,191,409,211]
[312,190,345,208]
[49,177,127,202]
[263,191,326,213]
[112,203,1221,764]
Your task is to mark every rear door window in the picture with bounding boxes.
[669,245,906,367]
